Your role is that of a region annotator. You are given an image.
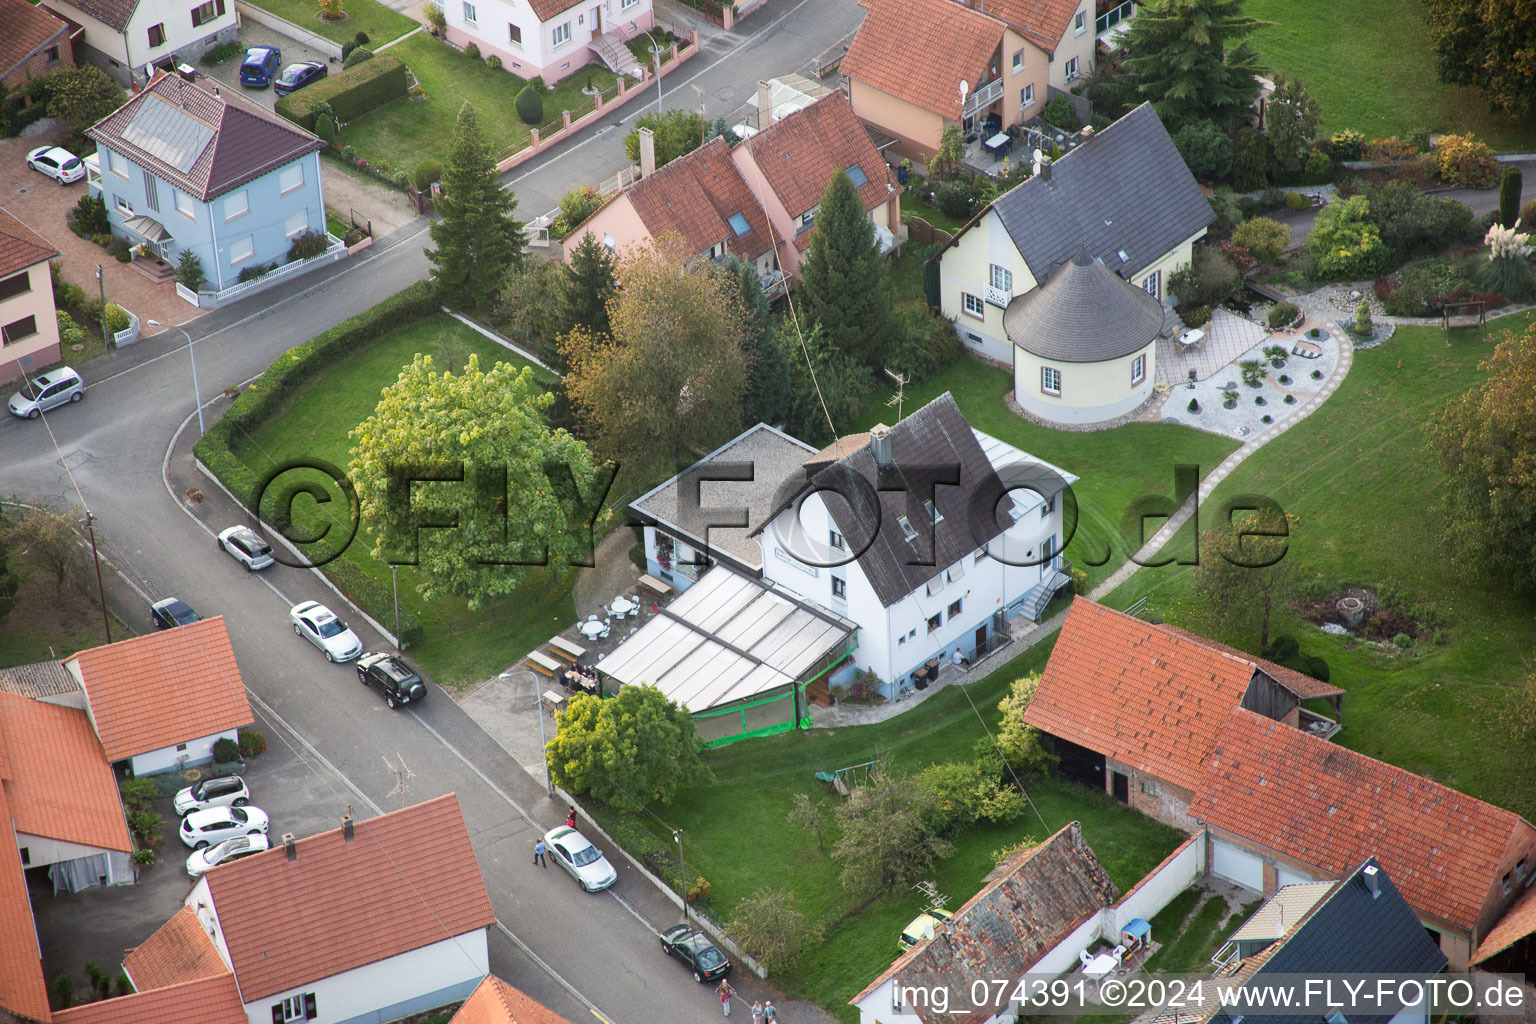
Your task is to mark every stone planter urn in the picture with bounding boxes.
[1336,596,1366,629]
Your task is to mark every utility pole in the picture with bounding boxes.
[391,565,400,650]
[675,829,688,925]
[82,510,110,644]
[535,690,554,797]
[97,265,108,349]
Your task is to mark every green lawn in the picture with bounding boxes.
[591,637,1184,1021]
[1105,311,1536,819]
[229,315,573,689]
[247,0,417,46]
[1245,0,1536,150]
[0,547,134,667]
[903,197,967,235]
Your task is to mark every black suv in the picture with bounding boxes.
[356,652,427,709]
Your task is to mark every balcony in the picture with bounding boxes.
[985,284,1011,308]
[962,76,1005,117]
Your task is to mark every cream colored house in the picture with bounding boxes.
[0,210,62,385]
[937,102,1215,424]
[40,0,236,84]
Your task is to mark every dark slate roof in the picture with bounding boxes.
[988,102,1214,282]
[87,70,323,203]
[1209,859,1449,1024]
[1003,248,1164,361]
[755,394,1012,609]
[42,0,138,33]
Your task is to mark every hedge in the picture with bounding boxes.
[276,54,407,131]
[193,282,435,648]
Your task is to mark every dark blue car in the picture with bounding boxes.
[273,60,327,96]
[239,47,281,87]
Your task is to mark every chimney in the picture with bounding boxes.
[283,833,297,861]
[342,813,354,842]
[869,424,893,469]
[1039,155,1052,182]
[1362,864,1381,899]
[757,80,773,131]
[1080,125,1094,139]
[638,126,656,178]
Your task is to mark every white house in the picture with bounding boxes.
[443,0,655,85]
[39,0,237,84]
[59,615,253,776]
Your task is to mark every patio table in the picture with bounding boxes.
[1176,328,1205,351]
[579,620,606,640]
[984,132,1010,160]
[610,596,636,617]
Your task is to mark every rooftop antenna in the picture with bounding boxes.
[382,752,414,810]
[884,367,909,421]
[913,880,950,914]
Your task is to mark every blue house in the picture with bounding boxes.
[85,70,337,304]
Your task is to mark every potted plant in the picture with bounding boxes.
[1222,390,1239,409]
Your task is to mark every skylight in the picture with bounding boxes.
[898,515,918,541]
[846,163,868,187]
[728,212,750,237]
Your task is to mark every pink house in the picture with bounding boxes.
[0,209,62,384]
[443,0,655,85]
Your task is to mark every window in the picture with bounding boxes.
[174,188,194,218]
[1074,10,1086,33]
[621,0,638,9]
[907,628,917,640]
[552,20,571,46]
[223,189,248,221]
[924,499,943,524]
[845,163,868,187]
[798,205,818,230]
[2,315,38,345]
[176,742,188,752]
[1041,366,1061,395]
[727,212,750,237]
[285,209,308,238]
[1503,872,1513,895]
[190,0,224,27]
[829,529,844,551]
[926,613,942,634]
[926,574,945,597]
[897,515,917,542]
[508,21,521,43]
[1142,270,1160,298]
[45,46,60,63]
[1140,779,1159,796]
[707,240,727,260]
[897,634,906,647]
[18,847,28,865]
[990,264,1012,293]
[1020,84,1034,108]
[1131,353,1146,385]
[961,292,984,319]
[1041,494,1055,516]
[107,149,129,180]
[462,0,476,20]
[279,164,303,193]
[831,575,846,599]
[1011,49,1023,72]
[948,599,962,618]
[229,234,254,265]
[601,233,615,250]
[148,23,166,46]
[272,994,317,1023]
[142,171,159,211]
[0,272,30,301]
[974,550,986,565]
[115,194,134,216]
[1064,56,1080,78]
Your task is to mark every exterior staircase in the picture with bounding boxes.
[128,256,177,284]
[590,31,634,74]
[1019,570,1070,622]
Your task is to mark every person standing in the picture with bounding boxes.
[533,837,547,867]
[717,979,735,1017]
[751,1000,764,1024]
[764,1000,776,1023]
[566,807,578,829]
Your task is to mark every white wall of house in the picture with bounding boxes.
[1046,0,1096,92]
[1013,342,1157,424]
[642,524,713,590]
[129,727,239,776]
[938,209,1037,366]
[444,0,653,84]
[40,0,237,83]
[1141,229,1206,305]
[16,832,125,870]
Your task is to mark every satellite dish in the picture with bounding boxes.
[959,79,969,102]
[1033,148,1043,163]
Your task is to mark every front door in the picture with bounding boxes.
[974,625,986,658]
[1111,771,1129,804]
[591,5,601,33]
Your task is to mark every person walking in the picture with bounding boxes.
[533,837,547,867]
[566,807,578,829]
[716,979,735,1017]
[764,1000,776,1023]
[751,1000,764,1024]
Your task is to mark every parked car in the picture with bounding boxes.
[898,907,954,950]
[218,525,275,570]
[273,61,327,96]
[8,367,84,418]
[290,600,362,662]
[173,775,251,816]
[186,833,269,877]
[356,652,427,709]
[179,805,268,849]
[26,146,85,185]
[659,924,732,982]
[239,47,281,87]
[151,597,202,630]
[543,825,617,892]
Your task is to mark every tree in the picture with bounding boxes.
[1499,166,1523,229]
[927,125,965,181]
[348,351,601,610]
[1192,502,1298,651]
[729,889,822,975]
[493,257,571,368]
[1229,127,1272,190]
[544,685,710,809]
[1230,217,1290,264]
[994,673,1056,779]
[426,103,525,308]
[1425,0,1536,118]
[623,109,706,168]
[727,255,792,426]
[1118,0,1269,130]
[562,231,616,340]
[5,505,86,598]
[46,66,124,134]
[0,506,20,627]
[796,170,897,369]
[552,186,605,238]
[832,768,954,899]
[1263,74,1321,184]
[561,237,749,474]
[786,792,827,854]
[1304,195,1390,279]
[779,320,872,446]
[1171,119,1233,180]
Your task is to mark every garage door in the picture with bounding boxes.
[1211,839,1264,891]
[1276,865,1312,889]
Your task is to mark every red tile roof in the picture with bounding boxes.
[842,0,1006,121]
[202,794,495,1001]
[0,209,59,281]
[741,92,897,220]
[1190,708,1536,932]
[975,0,1081,50]
[52,974,246,1024]
[87,71,323,203]
[1152,625,1342,700]
[0,0,70,84]
[0,782,50,1023]
[1023,598,1263,792]
[1475,882,1536,963]
[452,975,578,1024]
[66,616,251,763]
[623,136,775,261]
[0,692,131,853]
[124,908,229,990]
[525,0,581,20]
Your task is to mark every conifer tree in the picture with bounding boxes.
[796,170,896,370]
[1119,0,1269,130]
[427,103,524,307]
[562,232,616,340]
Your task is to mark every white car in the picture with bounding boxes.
[290,600,362,662]
[173,775,251,816]
[186,833,269,877]
[218,525,276,570]
[27,146,85,185]
[179,806,269,849]
[544,825,618,892]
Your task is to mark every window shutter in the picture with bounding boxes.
[303,993,317,1018]
[271,1006,284,1024]
[216,0,226,16]
[191,5,203,26]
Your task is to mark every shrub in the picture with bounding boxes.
[91,233,113,248]
[213,737,241,762]
[355,29,370,43]
[686,876,711,903]
[461,42,479,59]
[119,777,157,814]
[314,112,337,142]
[1305,195,1390,279]
[1312,369,1323,380]
[1354,298,1373,335]
[1170,246,1241,308]
[104,302,129,333]
[1259,188,1287,212]
[1393,632,1412,650]
[237,262,274,283]
[67,194,110,237]
[1278,374,1291,384]
[1283,394,1296,404]
[413,159,443,190]
[1187,398,1199,413]
[177,250,207,292]
[486,54,501,70]
[1255,395,1266,405]
[550,185,604,238]
[127,810,164,844]
[1361,182,1478,264]
[1266,300,1301,329]
[52,975,75,1009]
[1302,148,1332,186]
[1172,120,1232,180]
[934,178,977,220]
[1182,304,1210,327]
[288,229,330,262]
[1261,414,1272,423]
[1240,358,1267,387]
[203,40,242,64]
[1435,133,1498,188]
[1325,130,1365,161]
[56,281,86,311]
[341,144,358,161]
[1230,128,1272,191]
[131,848,155,866]
[341,39,357,61]
[515,84,543,125]
[275,54,407,131]
[1232,217,1290,264]
[1382,255,1477,316]
[1366,136,1417,166]
[1498,166,1522,228]
[343,46,374,69]
[1042,95,1079,131]
[888,304,961,380]
[57,311,85,346]
[1284,191,1310,211]
[238,728,267,758]
[107,237,131,262]
[1222,390,1238,407]
[1521,198,1536,231]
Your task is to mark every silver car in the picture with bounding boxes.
[179,805,269,849]
[186,833,269,877]
[290,600,362,662]
[544,825,617,891]
[9,367,84,418]
[218,525,276,570]
[173,775,251,816]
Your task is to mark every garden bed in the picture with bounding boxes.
[245,0,417,46]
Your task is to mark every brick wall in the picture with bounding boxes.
[2,36,73,92]
[1105,757,1198,832]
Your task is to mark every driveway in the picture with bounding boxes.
[193,23,335,111]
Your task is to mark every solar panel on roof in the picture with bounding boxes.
[121,97,215,176]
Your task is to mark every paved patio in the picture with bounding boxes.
[1155,307,1267,384]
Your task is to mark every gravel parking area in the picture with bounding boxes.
[193,23,337,110]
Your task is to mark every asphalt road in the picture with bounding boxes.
[0,0,866,1019]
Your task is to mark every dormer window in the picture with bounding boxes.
[707,240,727,260]
[898,515,917,541]
[924,499,942,524]
[797,206,819,231]
[728,212,750,237]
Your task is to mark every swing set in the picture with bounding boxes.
[814,760,877,798]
